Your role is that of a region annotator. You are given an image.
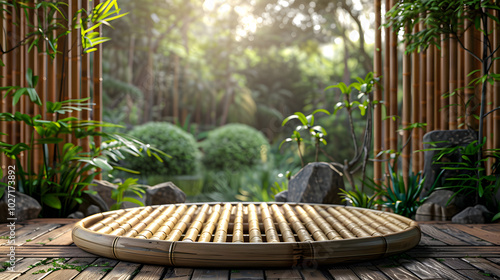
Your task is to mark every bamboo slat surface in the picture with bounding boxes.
[70,203,421,268]
[0,218,499,279]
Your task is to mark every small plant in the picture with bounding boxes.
[430,140,500,221]
[339,185,379,209]
[110,178,145,211]
[280,109,330,166]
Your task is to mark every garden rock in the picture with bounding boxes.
[67,211,85,219]
[0,191,41,222]
[451,206,490,224]
[274,191,288,202]
[286,162,344,204]
[90,180,118,208]
[85,205,101,217]
[78,191,109,216]
[145,182,186,205]
[421,129,477,197]
[415,190,469,221]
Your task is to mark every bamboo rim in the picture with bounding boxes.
[72,202,421,268]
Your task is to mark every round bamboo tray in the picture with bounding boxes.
[72,202,421,268]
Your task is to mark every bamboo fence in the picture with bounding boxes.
[72,202,421,267]
[373,2,500,182]
[0,0,102,173]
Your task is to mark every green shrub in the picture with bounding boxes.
[124,122,201,177]
[201,124,270,171]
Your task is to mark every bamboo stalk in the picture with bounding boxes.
[362,210,409,231]
[402,25,411,185]
[149,205,188,240]
[389,0,398,161]
[115,205,173,237]
[411,23,421,175]
[283,204,313,242]
[449,35,458,130]
[198,204,222,242]
[383,0,392,179]
[434,45,441,129]
[166,205,198,242]
[87,212,124,232]
[441,34,449,130]
[426,43,435,132]
[373,0,383,184]
[349,209,393,235]
[494,10,500,153]
[213,203,232,243]
[260,203,279,243]
[232,203,244,243]
[183,204,210,242]
[334,207,375,237]
[248,203,262,243]
[303,205,342,240]
[271,204,295,242]
[314,205,355,239]
[294,206,328,241]
[99,207,148,235]
[464,17,476,129]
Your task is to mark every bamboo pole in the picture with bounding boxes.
[295,205,328,241]
[458,45,465,128]
[303,204,342,240]
[0,3,5,170]
[411,24,421,174]
[419,19,427,172]
[328,207,370,238]
[373,0,383,184]
[494,10,500,152]
[198,204,222,242]
[426,43,435,132]
[389,0,398,167]
[93,0,103,179]
[271,204,295,242]
[314,206,355,239]
[213,203,232,243]
[449,35,458,130]
[283,204,313,242]
[441,35,449,130]
[183,204,210,242]
[248,203,262,243]
[383,0,391,178]
[434,45,441,129]
[232,203,244,243]
[166,205,198,242]
[81,0,91,155]
[150,205,188,240]
[402,25,411,184]
[464,17,475,130]
[260,203,279,243]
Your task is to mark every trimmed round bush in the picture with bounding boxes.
[201,124,270,171]
[124,122,201,177]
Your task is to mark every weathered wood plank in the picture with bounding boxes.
[432,224,494,246]
[42,257,96,280]
[373,259,419,280]
[0,224,60,246]
[0,257,45,273]
[162,268,193,279]
[462,257,500,278]
[0,245,98,258]
[230,269,265,280]
[398,258,445,279]
[100,261,141,280]
[45,227,74,245]
[31,223,75,246]
[450,224,500,245]
[327,266,360,280]
[417,258,468,280]
[15,257,70,280]
[299,269,328,280]
[350,264,389,280]
[132,265,165,280]
[418,233,447,246]
[22,218,80,225]
[438,258,477,270]
[407,246,500,258]
[192,269,229,280]
[72,258,120,280]
[265,269,302,280]
[419,224,470,245]
[456,269,498,280]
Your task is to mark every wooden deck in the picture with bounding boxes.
[0,219,499,279]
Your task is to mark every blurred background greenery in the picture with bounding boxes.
[102,0,376,201]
